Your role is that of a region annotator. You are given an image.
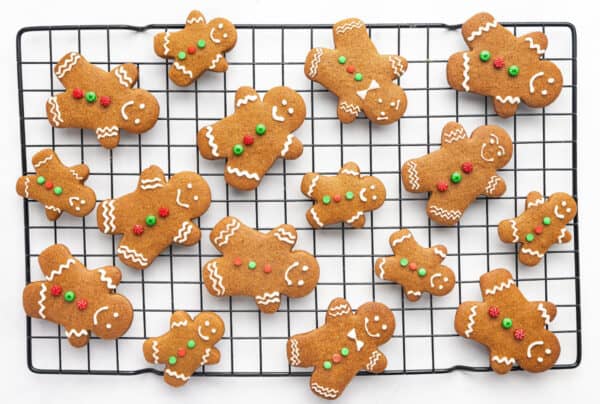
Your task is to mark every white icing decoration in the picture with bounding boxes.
[140,177,164,190]
[272,105,285,122]
[346,328,364,351]
[206,261,225,296]
[175,189,190,209]
[213,218,240,247]
[364,317,381,338]
[309,207,323,228]
[430,273,442,288]
[47,97,64,126]
[226,165,260,181]
[461,52,470,92]
[204,126,219,157]
[307,48,323,79]
[527,341,544,358]
[209,28,221,44]
[529,71,545,94]
[284,261,300,286]
[359,188,368,202]
[465,305,477,338]
[235,95,258,107]
[255,291,280,305]
[484,279,515,295]
[173,221,194,243]
[467,20,498,42]
[100,199,116,233]
[120,100,134,121]
[117,245,149,267]
[173,62,193,78]
[93,306,109,326]
[55,52,81,79]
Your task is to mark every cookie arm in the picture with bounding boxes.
[518,32,548,58]
[482,175,507,198]
[364,349,387,373]
[64,326,91,348]
[53,52,91,88]
[254,292,282,313]
[460,12,513,50]
[37,244,79,281]
[337,96,362,124]
[526,191,545,210]
[429,245,448,263]
[110,64,138,89]
[493,97,520,118]
[325,297,353,323]
[209,216,245,254]
[185,10,206,26]
[154,31,176,59]
[208,53,228,72]
[204,347,220,365]
[440,122,468,148]
[268,224,298,249]
[338,162,361,177]
[556,228,572,244]
[69,164,90,182]
[530,301,557,326]
[170,311,193,328]
[172,220,201,246]
[280,134,303,160]
[300,173,322,199]
[388,229,418,255]
[478,268,525,304]
[332,18,376,53]
[234,87,260,110]
[137,165,167,191]
[383,55,408,79]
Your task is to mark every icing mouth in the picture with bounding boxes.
[93,306,108,326]
[210,28,221,44]
[359,188,367,202]
[198,326,210,341]
[364,317,381,338]
[529,71,544,94]
[120,100,134,120]
[272,106,285,122]
[68,196,87,212]
[175,182,199,209]
[376,114,389,121]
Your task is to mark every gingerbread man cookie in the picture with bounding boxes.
[143,311,224,387]
[16,149,96,221]
[198,86,305,190]
[22,244,133,347]
[498,191,577,266]
[401,122,513,225]
[46,52,159,148]
[375,229,455,301]
[447,12,563,118]
[202,217,319,313]
[96,165,211,270]
[287,298,394,399]
[455,268,560,373]
[304,18,408,124]
[154,10,237,87]
[301,162,386,229]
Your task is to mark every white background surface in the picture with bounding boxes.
[0,0,595,403]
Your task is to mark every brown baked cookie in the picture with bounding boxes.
[305,18,408,124]
[375,229,455,301]
[401,122,512,225]
[96,165,211,270]
[455,268,560,374]
[198,86,305,190]
[287,298,394,399]
[46,52,159,149]
[202,216,319,313]
[143,311,224,387]
[153,10,237,86]
[16,148,96,221]
[498,191,577,266]
[447,12,563,118]
[22,244,133,347]
[301,162,386,229]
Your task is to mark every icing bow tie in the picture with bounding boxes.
[347,328,364,351]
[356,80,380,100]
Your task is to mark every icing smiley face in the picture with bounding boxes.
[356,302,395,343]
[358,181,385,204]
[430,272,454,291]
[553,197,577,222]
[362,84,407,124]
[119,90,160,133]
[477,130,513,166]
[207,18,237,47]
[522,339,560,370]
[91,301,130,339]
[196,313,225,344]
[168,173,211,216]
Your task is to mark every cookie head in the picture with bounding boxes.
[358,176,386,207]
[263,86,306,131]
[207,18,237,48]
[118,90,160,133]
[356,302,395,344]
[90,295,133,339]
[474,126,513,167]
[550,193,577,223]
[519,335,560,372]
[524,62,563,107]
[169,173,211,216]
[429,267,456,294]
[281,255,320,297]
[362,84,407,124]
[194,312,225,344]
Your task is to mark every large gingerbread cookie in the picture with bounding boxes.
[375,229,455,301]
[305,18,408,124]
[154,10,237,86]
[498,191,577,266]
[301,162,386,228]
[198,86,305,190]
[16,149,96,221]
[287,298,394,399]
[447,12,563,118]
[22,244,133,347]
[202,217,319,313]
[46,52,159,148]
[455,268,560,373]
[96,165,211,270]
[401,122,512,225]
[143,311,224,387]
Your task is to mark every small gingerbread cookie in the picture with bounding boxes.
[198,86,305,190]
[305,18,408,124]
[375,229,455,301]
[447,12,563,118]
[22,244,133,347]
[455,268,560,374]
[301,162,385,229]
[96,165,211,270]
[498,191,577,266]
[202,217,319,313]
[46,52,159,148]
[154,10,237,86]
[143,311,224,387]
[16,149,96,221]
[401,122,512,225]
[287,298,394,399]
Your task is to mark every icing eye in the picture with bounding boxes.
[113,312,119,318]
[545,348,552,355]
[479,50,491,62]
[508,65,520,77]
[497,151,503,156]
[372,195,377,201]
[374,315,380,322]
[566,208,572,213]
[541,90,548,96]
[281,99,288,106]
[443,277,449,282]
[380,111,385,116]
[297,280,305,286]
[106,323,112,329]
[537,357,544,363]
[438,285,443,290]
[218,23,224,29]
[381,324,388,330]
[187,183,193,189]
[139,103,145,110]
[390,101,396,107]
[302,265,309,272]
[205,320,210,326]
[370,185,376,190]
[288,108,294,115]
[548,78,555,84]
[223,33,228,39]
[211,328,217,334]
[193,195,199,201]
[561,201,567,207]
[134,118,141,125]
[489,137,496,145]
[377,98,383,104]
[81,200,86,205]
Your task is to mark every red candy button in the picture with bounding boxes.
[76,299,88,311]
[461,162,473,174]
[158,207,170,218]
[263,264,272,274]
[187,46,196,55]
[437,181,448,192]
[513,328,525,341]
[44,181,53,190]
[72,88,84,99]
[177,348,186,357]
[493,57,505,69]
[233,257,242,267]
[535,225,543,235]
[333,194,342,203]
[408,262,417,271]
[346,65,356,74]
[99,96,111,107]
[133,224,144,235]
[51,285,62,296]
[488,306,500,318]
[332,353,342,363]
[243,135,254,146]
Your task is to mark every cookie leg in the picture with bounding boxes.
[64,325,91,347]
[493,97,520,118]
[518,246,544,266]
[254,291,281,313]
[346,211,365,228]
[337,99,361,124]
[95,126,122,149]
[306,204,325,228]
[489,350,516,374]
[44,205,63,221]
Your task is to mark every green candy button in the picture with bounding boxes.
[168,356,177,365]
[508,65,520,77]
[526,233,535,242]
[400,258,409,267]
[255,123,266,135]
[543,216,551,226]
[145,215,157,226]
[417,268,427,277]
[340,347,349,357]
[502,318,513,329]
[322,195,331,205]
[197,39,206,49]
[53,186,63,195]
[354,73,363,81]
[187,339,196,349]
[338,56,347,64]
[248,261,257,270]
[64,291,75,302]
[323,361,332,370]
[450,172,462,184]
[233,144,244,156]
[85,91,96,103]
[345,191,354,200]
[479,50,491,62]
[36,176,46,185]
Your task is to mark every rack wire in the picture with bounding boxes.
[17,20,579,377]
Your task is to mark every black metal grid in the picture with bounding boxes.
[17,21,579,377]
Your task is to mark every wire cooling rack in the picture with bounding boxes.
[17,20,579,377]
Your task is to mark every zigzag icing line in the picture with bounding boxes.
[392,232,412,246]
[101,200,116,233]
[165,369,190,381]
[461,52,470,92]
[281,134,294,157]
[537,303,551,325]
[38,283,47,319]
[24,177,30,198]
[525,37,545,56]
[557,228,567,243]
[214,219,240,247]
[307,48,322,78]
[206,261,225,296]
[341,168,359,176]
[173,62,193,78]
[117,246,149,267]
[346,211,364,224]
[311,383,338,399]
[443,127,467,144]
[256,291,280,305]
[200,348,211,366]
[377,258,386,279]
[389,56,405,76]
[509,219,519,243]
[527,198,544,208]
[328,303,351,317]
[275,228,296,240]
[407,290,422,296]
[306,175,319,197]
[467,20,498,42]
[366,350,382,371]
[186,16,205,24]
[96,126,119,139]
[335,20,364,34]
[48,97,63,126]
[46,258,76,281]
[66,328,88,338]
[406,160,420,190]
[236,95,258,107]
[485,176,501,194]
[521,248,544,258]
[289,339,300,365]
[209,54,223,70]
[433,247,446,259]
[204,126,219,157]
[273,232,295,245]
[429,205,462,221]
[226,165,260,181]
[171,320,188,328]
[310,207,324,228]
[464,305,477,338]
[55,52,81,78]
[495,95,521,104]
[98,268,117,290]
[70,169,83,181]
[484,279,515,295]
[115,65,133,87]
[34,154,53,168]
[339,101,360,117]
[173,222,193,243]
[492,355,516,366]
[151,340,159,363]
[45,205,61,213]
[163,32,170,56]
[140,177,164,190]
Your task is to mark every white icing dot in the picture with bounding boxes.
[548,78,555,84]
[139,103,145,110]
[561,201,567,207]
[302,265,309,272]
[281,99,288,106]
[81,200,86,205]
[390,101,395,107]
[377,98,383,104]
[223,33,228,38]
[75,207,81,211]
[106,324,112,329]
[380,111,385,116]
[545,348,552,355]
[205,320,210,326]
[370,185,376,190]
[566,207,572,213]
[381,324,388,330]
[443,277,449,282]
[541,90,548,96]
[297,280,305,286]
[497,151,503,156]
[134,118,141,125]
[187,183,193,189]
[193,195,199,201]
[372,195,377,200]
[490,137,496,145]
[537,357,543,363]
[438,285,443,290]
[288,107,294,115]
[218,23,224,29]
[113,312,119,318]
[211,328,217,334]
[374,315,380,322]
